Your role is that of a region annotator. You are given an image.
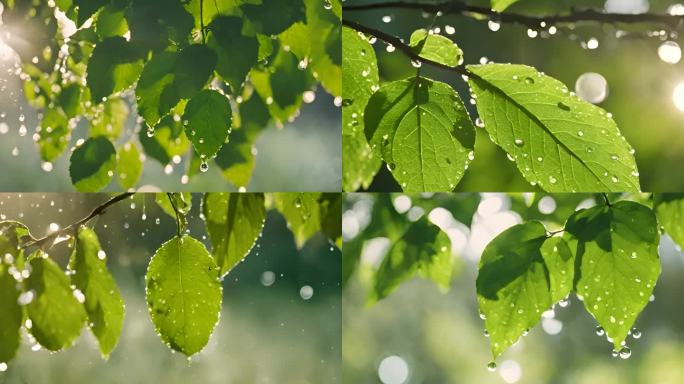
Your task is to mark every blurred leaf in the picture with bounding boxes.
[69,137,117,192]
[155,193,192,220]
[38,108,70,162]
[273,193,322,248]
[341,26,381,191]
[117,141,143,190]
[476,222,550,359]
[319,193,342,246]
[25,252,87,351]
[136,45,217,126]
[0,263,22,362]
[565,201,660,350]
[203,193,266,277]
[208,16,259,92]
[87,37,144,102]
[365,77,475,192]
[75,0,108,27]
[139,114,191,165]
[540,236,574,302]
[467,63,640,192]
[654,193,684,249]
[69,227,125,358]
[146,235,222,356]
[411,193,481,227]
[214,129,255,188]
[95,0,129,38]
[371,217,452,303]
[409,29,463,67]
[57,83,82,118]
[183,90,232,159]
[491,0,520,12]
[242,0,306,36]
[90,97,129,140]
[126,0,194,52]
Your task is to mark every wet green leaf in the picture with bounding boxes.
[182,90,232,159]
[117,141,143,190]
[69,136,117,192]
[0,263,22,363]
[87,36,144,102]
[409,28,463,67]
[207,16,258,92]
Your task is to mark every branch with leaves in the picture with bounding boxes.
[0,0,342,191]
[344,192,684,367]
[0,192,341,367]
[341,1,664,192]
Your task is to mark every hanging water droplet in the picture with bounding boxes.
[323,0,332,10]
[619,346,631,359]
[631,328,641,339]
[411,60,422,68]
[199,161,209,173]
[488,20,501,32]
[527,29,538,38]
[596,326,605,336]
[487,361,497,371]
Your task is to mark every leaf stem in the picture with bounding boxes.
[166,193,184,237]
[22,192,135,250]
[200,0,207,44]
[344,1,684,30]
[602,193,612,207]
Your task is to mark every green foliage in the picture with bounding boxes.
[203,193,266,276]
[146,235,222,356]
[116,141,143,190]
[342,26,381,191]
[654,194,684,249]
[69,227,125,358]
[69,137,117,192]
[491,0,521,12]
[342,26,643,192]
[4,0,339,190]
[0,192,340,367]
[25,252,87,352]
[365,77,475,192]
[346,193,671,363]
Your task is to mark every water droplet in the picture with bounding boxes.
[514,138,524,147]
[549,175,558,184]
[411,60,422,68]
[488,20,501,32]
[323,0,332,10]
[595,326,605,336]
[619,346,631,359]
[658,41,681,64]
[524,77,534,85]
[557,102,571,111]
[199,161,209,173]
[527,29,538,38]
[294,197,302,208]
[487,361,497,371]
[575,72,608,104]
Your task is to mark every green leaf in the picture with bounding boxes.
[146,235,222,356]
[25,253,87,351]
[126,0,194,52]
[365,77,476,192]
[409,29,463,67]
[136,45,217,126]
[467,64,640,192]
[155,193,192,219]
[214,128,255,188]
[75,0,108,27]
[242,0,306,36]
[87,37,144,102]
[319,193,342,245]
[491,0,520,12]
[69,136,117,192]
[182,90,232,159]
[273,193,322,248]
[117,141,143,190]
[69,227,125,358]
[95,0,129,38]
[90,97,129,140]
[371,217,452,302]
[250,48,314,125]
[0,263,22,363]
[203,193,266,277]
[565,201,660,350]
[139,114,191,165]
[476,222,551,359]
[654,194,684,249]
[207,16,258,92]
[341,26,381,191]
[540,236,574,303]
[38,108,70,162]
[57,83,82,118]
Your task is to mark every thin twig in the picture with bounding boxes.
[342,19,469,75]
[22,193,135,249]
[344,1,684,29]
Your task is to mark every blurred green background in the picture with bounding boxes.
[346,0,684,192]
[0,193,341,384]
[342,192,684,383]
[0,63,341,192]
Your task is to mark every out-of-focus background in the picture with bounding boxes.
[345,0,684,192]
[0,193,341,384]
[342,193,684,384]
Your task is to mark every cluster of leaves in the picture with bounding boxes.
[344,193,684,362]
[1,0,341,191]
[0,192,341,366]
[342,16,641,192]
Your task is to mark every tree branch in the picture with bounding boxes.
[342,19,469,75]
[22,192,135,250]
[344,1,684,29]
